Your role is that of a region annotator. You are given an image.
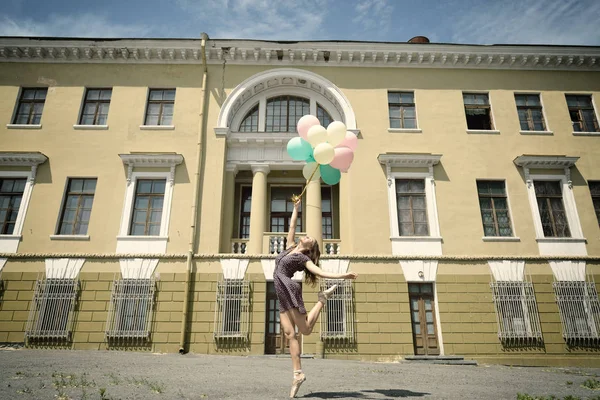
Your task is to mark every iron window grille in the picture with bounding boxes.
[145,89,175,126]
[105,277,156,342]
[57,178,97,235]
[79,88,112,125]
[490,279,543,346]
[214,278,250,340]
[320,279,355,341]
[13,88,47,125]
[396,179,429,236]
[515,94,546,131]
[534,181,571,238]
[388,92,416,129]
[553,278,600,346]
[25,276,79,343]
[566,95,599,132]
[463,93,494,130]
[477,181,513,237]
[0,178,26,235]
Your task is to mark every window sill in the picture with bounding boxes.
[116,235,169,240]
[73,124,108,130]
[50,235,90,241]
[391,236,443,242]
[0,234,22,239]
[6,124,42,129]
[388,128,422,134]
[536,237,586,243]
[482,236,521,242]
[467,129,500,135]
[520,130,553,135]
[572,132,600,136]
[139,125,175,130]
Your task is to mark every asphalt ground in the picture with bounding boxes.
[1,349,600,400]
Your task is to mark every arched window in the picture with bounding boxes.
[238,104,259,132]
[317,103,333,128]
[265,96,309,133]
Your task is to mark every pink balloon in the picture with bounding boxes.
[297,115,320,141]
[329,147,354,171]
[337,131,357,151]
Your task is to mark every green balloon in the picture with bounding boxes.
[320,164,341,185]
[287,137,313,161]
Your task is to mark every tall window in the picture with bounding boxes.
[464,93,493,130]
[320,279,354,341]
[145,89,175,126]
[13,88,47,125]
[0,178,26,235]
[534,181,570,237]
[239,186,252,238]
[57,178,97,235]
[477,181,513,237]
[590,182,600,227]
[130,179,165,236]
[566,95,599,132]
[270,187,302,233]
[214,278,250,339]
[80,89,112,125]
[265,96,309,132]
[317,104,333,128]
[396,179,428,236]
[388,92,416,129]
[239,104,259,132]
[322,186,333,239]
[515,94,546,131]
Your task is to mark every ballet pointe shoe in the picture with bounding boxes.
[290,370,306,398]
[318,284,338,304]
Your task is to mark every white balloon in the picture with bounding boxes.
[306,125,327,146]
[302,162,321,182]
[313,142,335,165]
[326,121,347,147]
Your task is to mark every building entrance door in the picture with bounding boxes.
[408,283,440,355]
[264,282,302,354]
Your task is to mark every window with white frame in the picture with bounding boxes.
[56,178,97,235]
[214,278,250,339]
[534,181,570,238]
[80,88,112,125]
[130,179,166,236]
[566,95,599,133]
[589,181,600,228]
[13,88,47,125]
[396,179,429,236]
[388,92,417,129]
[320,279,354,341]
[553,279,600,345]
[490,279,543,345]
[515,94,546,131]
[0,178,26,235]
[477,180,513,237]
[144,89,175,126]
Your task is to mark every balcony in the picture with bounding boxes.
[230,233,340,255]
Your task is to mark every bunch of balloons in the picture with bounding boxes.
[286,115,357,185]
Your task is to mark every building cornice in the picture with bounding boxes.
[1,38,598,71]
[378,153,442,168]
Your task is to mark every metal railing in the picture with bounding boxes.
[320,279,354,341]
[105,277,156,343]
[230,235,341,255]
[25,276,79,343]
[214,278,250,340]
[490,279,543,346]
[553,279,600,346]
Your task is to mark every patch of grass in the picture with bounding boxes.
[516,394,581,400]
[567,382,573,386]
[583,378,600,390]
[16,386,32,394]
[126,376,164,394]
[108,372,121,386]
[99,387,110,400]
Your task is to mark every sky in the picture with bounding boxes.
[1,0,599,46]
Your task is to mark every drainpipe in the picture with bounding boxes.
[180,32,209,354]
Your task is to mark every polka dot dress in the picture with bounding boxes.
[274,248,311,314]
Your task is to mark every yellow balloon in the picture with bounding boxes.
[313,142,335,165]
[306,125,327,146]
[302,162,321,181]
[327,121,347,147]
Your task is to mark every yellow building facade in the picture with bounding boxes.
[0,36,599,366]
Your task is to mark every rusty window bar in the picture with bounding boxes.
[214,278,250,340]
[105,276,155,342]
[320,279,354,341]
[490,278,543,346]
[553,278,600,346]
[25,275,79,342]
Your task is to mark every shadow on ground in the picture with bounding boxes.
[303,388,430,398]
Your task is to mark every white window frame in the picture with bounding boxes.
[378,154,442,256]
[0,153,47,253]
[116,154,182,254]
[566,93,600,136]
[514,155,585,255]
[387,90,422,133]
[514,92,553,136]
[477,179,520,242]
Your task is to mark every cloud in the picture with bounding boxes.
[0,13,152,38]
[352,0,394,38]
[449,0,600,45]
[175,0,330,40]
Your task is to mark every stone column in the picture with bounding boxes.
[305,179,323,251]
[220,166,237,253]
[248,165,270,254]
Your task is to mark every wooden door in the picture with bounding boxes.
[408,283,440,356]
[264,282,281,354]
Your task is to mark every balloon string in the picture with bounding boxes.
[293,163,320,202]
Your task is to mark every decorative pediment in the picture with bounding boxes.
[1,38,598,72]
[0,152,48,166]
[378,153,442,168]
[513,155,579,169]
[119,153,183,185]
